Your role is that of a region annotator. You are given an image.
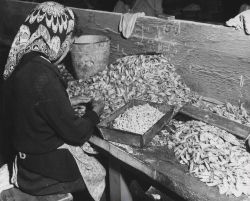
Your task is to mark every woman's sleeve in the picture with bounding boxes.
[34,72,100,146]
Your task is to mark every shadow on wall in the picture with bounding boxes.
[0,46,10,166]
[0,0,14,165]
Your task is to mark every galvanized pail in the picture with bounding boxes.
[71,35,110,80]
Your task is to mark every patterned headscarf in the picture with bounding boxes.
[3,1,75,80]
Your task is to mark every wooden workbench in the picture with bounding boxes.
[89,135,250,201]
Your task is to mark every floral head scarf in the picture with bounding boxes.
[3,1,75,80]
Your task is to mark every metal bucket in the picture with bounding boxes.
[71,35,110,80]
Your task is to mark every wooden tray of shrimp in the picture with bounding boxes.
[97,99,175,147]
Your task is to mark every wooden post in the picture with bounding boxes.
[109,157,132,201]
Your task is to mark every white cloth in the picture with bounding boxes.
[226,9,250,34]
[59,143,106,201]
[0,164,14,194]
[81,141,99,154]
[119,12,145,38]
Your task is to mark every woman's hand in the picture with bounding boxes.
[70,95,91,106]
[92,99,105,116]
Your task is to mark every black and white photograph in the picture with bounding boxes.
[1,0,250,201]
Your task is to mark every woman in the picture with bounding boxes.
[2,2,106,201]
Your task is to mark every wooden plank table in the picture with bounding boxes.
[89,135,250,201]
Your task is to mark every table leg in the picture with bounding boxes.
[109,157,133,201]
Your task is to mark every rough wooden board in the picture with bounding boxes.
[90,136,250,201]
[133,19,250,59]
[72,5,250,59]
[166,45,250,107]
[180,104,250,139]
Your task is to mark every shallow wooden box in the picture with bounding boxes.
[98,99,175,147]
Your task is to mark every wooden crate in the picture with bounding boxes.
[98,99,175,147]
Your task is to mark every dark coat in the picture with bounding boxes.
[3,52,100,182]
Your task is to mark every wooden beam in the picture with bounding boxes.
[180,104,250,139]
[108,156,133,201]
[109,156,122,201]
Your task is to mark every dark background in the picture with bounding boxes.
[0,0,12,166]
[13,0,250,22]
